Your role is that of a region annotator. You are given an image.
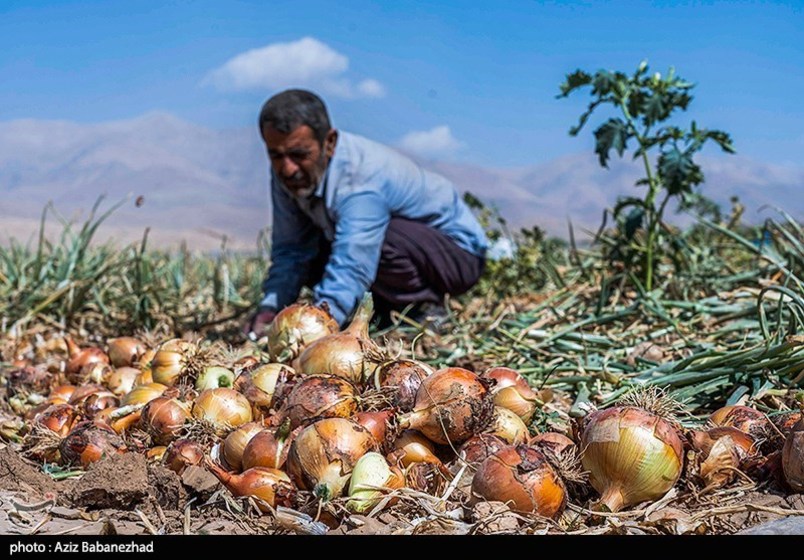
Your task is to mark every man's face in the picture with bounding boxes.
[262,124,337,198]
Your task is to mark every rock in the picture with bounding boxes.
[739,517,804,535]
[70,453,149,510]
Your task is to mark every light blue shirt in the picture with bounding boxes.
[259,131,489,325]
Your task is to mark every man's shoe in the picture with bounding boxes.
[408,302,450,331]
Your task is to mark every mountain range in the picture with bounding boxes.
[1,113,801,250]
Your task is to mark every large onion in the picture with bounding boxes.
[580,406,684,512]
[206,460,295,511]
[223,422,265,472]
[107,337,146,368]
[266,303,339,361]
[192,388,253,435]
[481,366,541,423]
[376,360,434,412]
[297,294,384,385]
[398,367,494,445]
[140,397,191,445]
[286,418,378,500]
[233,363,296,413]
[281,374,359,429]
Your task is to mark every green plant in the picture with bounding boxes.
[558,60,735,292]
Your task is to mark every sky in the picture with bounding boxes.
[1,0,802,168]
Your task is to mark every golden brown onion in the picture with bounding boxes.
[281,374,359,429]
[481,366,541,423]
[266,303,339,361]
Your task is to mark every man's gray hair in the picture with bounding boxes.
[258,89,332,144]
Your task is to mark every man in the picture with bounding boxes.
[245,89,488,337]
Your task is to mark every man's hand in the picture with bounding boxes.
[244,308,277,340]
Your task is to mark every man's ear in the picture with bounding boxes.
[324,129,338,158]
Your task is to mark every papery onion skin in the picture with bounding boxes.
[281,374,359,429]
[242,426,295,470]
[286,418,378,500]
[471,444,567,518]
[710,405,772,440]
[481,366,541,423]
[580,406,684,512]
[399,367,494,445]
[486,406,530,444]
[164,439,205,475]
[34,404,81,438]
[65,337,110,375]
[690,426,759,489]
[355,410,396,449]
[378,360,434,412]
[107,367,141,396]
[122,383,168,407]
[458,434,509,466]
[234,363,296,413]
[266,303,339,361]
[223,422,265,472]
[388,430,442,468]
[530,432,577,456]
[192,388,253,435]
[140,397,191,445]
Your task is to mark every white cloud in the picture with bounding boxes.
[205,37,385,98]
[398,126,464,159]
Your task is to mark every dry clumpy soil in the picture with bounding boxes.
[0,447,59,498]
[69,453,150,510]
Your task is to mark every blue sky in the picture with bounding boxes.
[1,0,802,167]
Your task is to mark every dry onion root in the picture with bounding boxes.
[286,417,378,500]
[297,293,385,385]
[265,302,339,362]
[471,444,567,518]
[150,339,218,387]
[580,404,684,512]
[397,367,494,445]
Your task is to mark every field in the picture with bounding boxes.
[1,196,803,536]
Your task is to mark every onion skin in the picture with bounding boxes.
[59,421,125,467]
[140,397,191,445]
[471,444,567,518]
[347,452,404,513]
[107,337,146,368]
[458,434,509,466]
[164,439,205,475]
[286,418,378,500]
[122,383,168,407]
[107,367,141,396]
[710,405,771,440]
[377,360,434,412]
[481,366,541,423]
[690,426,759,489]
[486,406,530,444]
[281,375,358,429]
[192,388,253,435]
[398,367,494,445]
[530,432,577,456]
[266,303,339,361]
[580,406,684,512]
[34,404,81,438]
[65,337,110,375]
[223,422,265,472]
[388,430,442,468]
[207,461,296,511]
[355,410,396,448]
[234,363,296,413]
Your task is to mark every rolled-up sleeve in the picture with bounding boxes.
[313,190,390,325]
[260,181,321,311]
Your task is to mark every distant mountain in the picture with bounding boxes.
[1,113,801,250]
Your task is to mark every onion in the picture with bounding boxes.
[398,367,494,445]
[486,406,530,444]
[140,397,191,445]
[233,363,296,413]
[689,426,758,489]
[297,294,385,384]
[206,460,296,511]
[266,302,339,361]
[151,339,214,386]
[69,386,119,418]
[783,419,804,491]
[59,420,125,467]
[146,446,167,462]
[376,360,434,411]
[242,424,295,470]
[347,452,404,513]
[164,439,205,475]
[223,422,265,472]
[195,366,234,391]
[710,405,772,441]
[107,337,146,368]
[457,434,508,466]
[388,430,442,468]
[48,385,77,405]
[64,336,110,376]
[355,410,396,447]
[34,404,81,438]
[107,367,141,396]
[281,375,359,429]
[530,432,577,456]
[471,444,567,518]
[481,366,541,423]
[122,383,168,407]
[192,388,253,435]
[580,406,684,512]
[286,418,378,500]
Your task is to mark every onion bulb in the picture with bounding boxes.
[223,422,265,472]
[297,294,385,385]
[192,388,253,435]
[471,444,567,518]
[486,406,530,444]
[530,432,577,456]
[242,424,295,470]
[206,460,295,511]
[107,337,146,368]
[347,452,404,513]
[64,336,110,375]
[355,410,396,447]
[266,303,339,361]
[286,418,378,500]
[164,439,205,475]
[388,430,442,468]
[580,406,684,512]
[710,405,772,441]
[281,374,359,429]
[398,367,494,445]
[107,367,141,396]
[59,420,125,467]
[689,426,758,489]
[150,339,214,386]
[481,366,541,423]
[233,363,296,413]
[457,434,508,466]
[122,383,168,407]
[195,366,234,391]
[376,360,434,411]
[783,419,804,491]
[140,397,191,445]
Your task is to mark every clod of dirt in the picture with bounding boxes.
[181,465,220,500]
[147,463,187,511]
[0,447,59,499]
[70,453,149,510]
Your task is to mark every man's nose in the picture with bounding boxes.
[279,156,299,178]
